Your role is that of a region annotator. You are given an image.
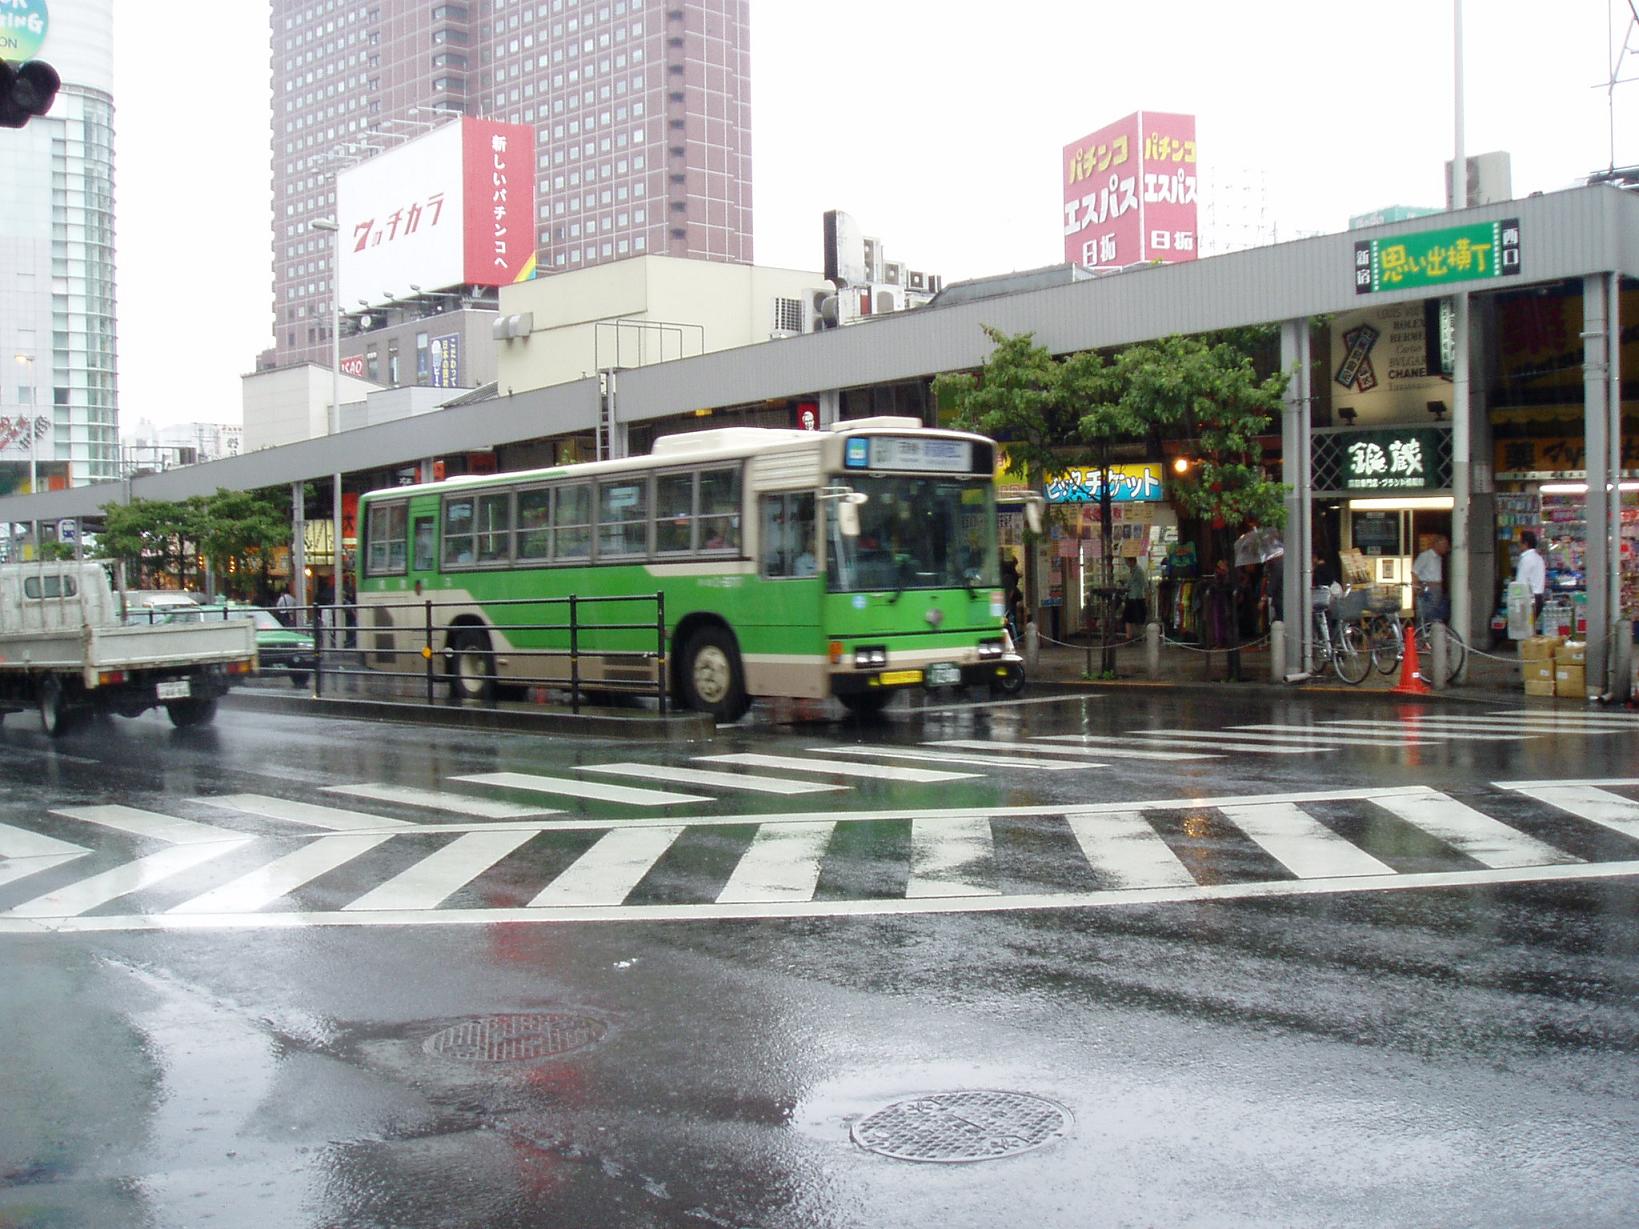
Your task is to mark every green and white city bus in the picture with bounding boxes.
[354,415,1034,719]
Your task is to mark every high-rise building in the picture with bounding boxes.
[1,0,120,492]
[268,0,753,371]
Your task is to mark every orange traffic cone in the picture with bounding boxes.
[1393,623,1431,695]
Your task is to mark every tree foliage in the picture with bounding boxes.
[96,488,291,594]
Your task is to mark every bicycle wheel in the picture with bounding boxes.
[1414,621,1467,685]
[1333,621,1372,684]
[1368,614,1403,675]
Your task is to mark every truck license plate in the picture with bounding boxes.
[927,662,961,686]
[156,680,191,700]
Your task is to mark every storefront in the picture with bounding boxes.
[1040,462,1177,637]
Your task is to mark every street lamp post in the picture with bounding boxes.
[311,218,344,621]
[14,352,38,557]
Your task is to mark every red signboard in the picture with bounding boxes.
[462,117,536,290]
[1063,111,1197,269]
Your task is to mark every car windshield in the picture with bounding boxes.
[824,474,998,595]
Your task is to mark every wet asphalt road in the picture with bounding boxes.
[1,688,1636,1228]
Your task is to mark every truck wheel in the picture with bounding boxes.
[166,697,218,728]
[289,672,310,689]
[39,678,77,738]
[679,626,749,722]
[448,629,496,704]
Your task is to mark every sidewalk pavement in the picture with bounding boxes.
[1022,630,1635,709]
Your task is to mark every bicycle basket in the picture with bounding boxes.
[1332,589,1370,621]
[1309,587,1333,610]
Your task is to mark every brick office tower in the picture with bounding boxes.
[268,0,753,370]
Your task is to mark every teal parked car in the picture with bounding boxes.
[161,603,317,687]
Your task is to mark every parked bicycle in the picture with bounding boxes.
[1305,587,1372,684]
[1365,603,1467,685]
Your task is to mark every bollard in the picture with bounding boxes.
[1023,617,1040,669]
[1269,620,1285,682]
[1146,620,1161,679]
[1431,622,1448,691]
[1613,620,1634,703]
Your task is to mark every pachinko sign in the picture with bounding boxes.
[1063,111,1198,270]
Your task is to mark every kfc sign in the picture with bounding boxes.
[338,117,536,310]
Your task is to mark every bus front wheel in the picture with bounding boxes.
[448,629,496,704]
[680,627,749,722]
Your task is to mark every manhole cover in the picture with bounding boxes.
[850,1090,1072,1163]
[423,1013,607,1062]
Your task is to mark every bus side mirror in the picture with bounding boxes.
[837,493,866,538]
[1024,495,1045,536]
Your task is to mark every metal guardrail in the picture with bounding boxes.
[305,592,669,715]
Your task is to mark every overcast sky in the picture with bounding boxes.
[110,0,1639,429]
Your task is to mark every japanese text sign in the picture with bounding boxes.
[1354,218,1521,294]
[1063,111,1197,270]
[1340,428,1439,491]
[1044,464,1165,504]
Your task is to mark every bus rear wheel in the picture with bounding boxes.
[680,627,749,722]
[448,629,496,704]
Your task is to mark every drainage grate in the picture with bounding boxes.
[850,1090,1072,1163]
[423,1013,608,1062]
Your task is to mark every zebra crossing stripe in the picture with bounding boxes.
[1216,802,1396,879]
[907,816,1000,898]
[697,753,976,783]
[452,772,711,807]
[1064,810,1195,890]
[931,738,1215,762]
[168,833,395,915]
[1394,716,1639,733]
[1232,725,1436,747]
[528,825,684,907]
[1502,783,1639,841]
[716,821,836,904]
[51,805,245,846]
[1369,787,1582,868]
[345,829,539,912]
[324,784,558,818]
[201,794,420,832]
[1308,721,1530,742]
[812,746,1097,771]
[0,821,91,891]
[1119,736,1329,755]
[1485,711,1639,728]
[5,839,252,919]
[1119,728,1348,750]
[587,762,848,795]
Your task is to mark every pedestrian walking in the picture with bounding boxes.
[1514,530,1546,623]
[274,585,296,627]
[1411,534,1450,625]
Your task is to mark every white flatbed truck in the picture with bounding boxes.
[0,562,258,735]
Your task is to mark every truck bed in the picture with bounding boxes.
[0,620,258,685]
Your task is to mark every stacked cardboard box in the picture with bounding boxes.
[1521,635,1562,697]
[1555,640,1587,699]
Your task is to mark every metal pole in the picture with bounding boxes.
[1584,274,1612,695]
[1608,271,1629,701]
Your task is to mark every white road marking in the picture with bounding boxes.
[716,821,836,904]
[344,829,539,911]
[528,826,684,906]
[452,772,710,807]
[168,833,395,914]
[806,746,1095,771]
[201,794,419,832]
[0,821,91,891]
[1115,737,1328,755]
[1230,725,1436,747]
[50,805,245,846]
[5,839,252,918]
[1119,728,1349,749]
[907,816,999,898]
[1390,716,1639,734]
[16,859,1637,933]
[931,738,1214,762]
[1064,810,1195,889]
[323,784,558,818]
[1369,787,1581,868]
[583,762,847,795]
[1307,720,1534,742]
[1501,783,1639,841]
[1216,801,1396,879]
[697,753,975,783]
[1485,710,1639,727]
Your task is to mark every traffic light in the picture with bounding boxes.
[0,59,60,128]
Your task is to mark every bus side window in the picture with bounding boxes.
[553,483,592,561]
[655,471,694,554]
[443,497,476,566]
[516,488,552,561]
[698,466,741,553]
[412,517,435,572]
[760,492,815,578]
[476,492,512,563]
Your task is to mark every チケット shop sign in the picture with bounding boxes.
[1340,428,1440,491]
[1354,219,1521,294]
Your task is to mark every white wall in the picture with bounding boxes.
[241,365,378,451]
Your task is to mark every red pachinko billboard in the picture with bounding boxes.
[1063,111,1198,270]
[461,117,536,290]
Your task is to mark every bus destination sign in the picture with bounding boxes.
[845,436,974,473]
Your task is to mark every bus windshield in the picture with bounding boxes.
[826,474,999,594]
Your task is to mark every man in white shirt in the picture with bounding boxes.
[1514,530,1546,619]
[1411,534,1450,624]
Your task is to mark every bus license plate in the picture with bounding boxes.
[156,680,191,700]
[926,662,961,686]
[878,670,923,686]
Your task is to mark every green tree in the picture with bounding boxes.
[95,497,191,589]
[192,488,292,600]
